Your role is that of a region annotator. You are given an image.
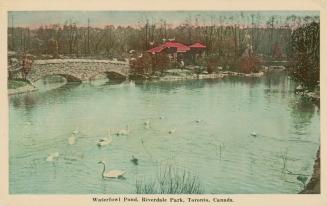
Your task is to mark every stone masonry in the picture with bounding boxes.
[10,59,130,83]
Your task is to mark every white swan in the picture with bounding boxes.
[68,133,76,145]
[97,137,112,147]
[46,152,59,162]
[250,131,257,137]
[159,116,165,120]
[97,130,113,146]
[72,128,79,135]
[168,128,176,134]
[116,125,129,136]
[195,119,201,123]
[98,160,125,178]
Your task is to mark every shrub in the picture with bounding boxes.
[130,53,153,75]
[206,55,219,74]
[239,55,262,74]
[153,53,170,73]
[290,22,319,90]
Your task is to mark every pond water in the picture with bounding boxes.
[9,73,320,194]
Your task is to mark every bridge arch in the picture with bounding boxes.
[27,73,83,84]
[89,71,127,82]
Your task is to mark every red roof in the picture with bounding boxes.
[148,45,166,54]
[162,41,190,52]
[147,41,190,54]
[189,42,206,48]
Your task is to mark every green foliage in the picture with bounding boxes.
[290,22,319,90]
[8,80,30,89]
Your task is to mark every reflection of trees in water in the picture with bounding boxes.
[144,76,263,92]
[10,83,81,110]
[138,79,209,93]
[264,72,287,87]
[11,96,22,108]
[289,97,317,132]
[222,76,261,88]
[264,72,296,94]
[263,73,289,103]
[138,75,290,94]
[11,94,39,111]
[35,75,67,89]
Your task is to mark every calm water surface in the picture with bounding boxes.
[9,73,320,194]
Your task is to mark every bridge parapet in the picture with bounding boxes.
[33,59,129,66]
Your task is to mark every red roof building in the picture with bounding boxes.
[147,45,166,54]
[147,41,191,54]
[162,41,190,53]
[189,42,206,49]
[147,41,206,65]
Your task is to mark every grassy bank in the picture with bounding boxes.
[8,80,37,95]
[8,80,30,89]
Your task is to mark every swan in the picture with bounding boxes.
[144,120,150,129]
[195,119,201,123]
[72,128,79,135]
[250,131,257,137]
[168,128,176,134]
[130,155,138,165]
[116,125,129,136]
[98,160,125,178]
[97,130,112,146]
[68,133,76,145]
[97,137,112,147]
[46,152,59,162]
[159,116,165,120]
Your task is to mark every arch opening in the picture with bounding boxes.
[32,74,82,91]
[89,71,126,85]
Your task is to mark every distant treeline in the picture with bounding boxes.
[7,15,319,61]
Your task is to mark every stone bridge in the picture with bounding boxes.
[10,59,130,83]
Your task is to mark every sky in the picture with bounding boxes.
[8,11,319,28]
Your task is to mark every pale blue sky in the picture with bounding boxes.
[8,11,319,28]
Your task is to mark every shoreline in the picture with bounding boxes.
[8,71,266,95]
[156,71,265,82]
[300,147,320,194]
[8,84,37,95]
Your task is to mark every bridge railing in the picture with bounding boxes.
[33,59,130,66]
